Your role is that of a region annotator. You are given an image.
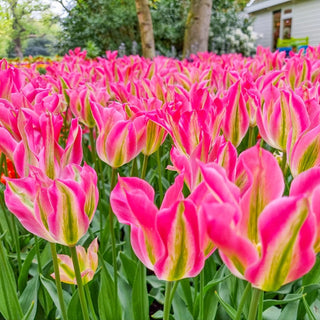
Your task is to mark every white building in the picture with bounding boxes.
[246,0,320,51]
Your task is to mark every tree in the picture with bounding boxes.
[135,0,155,58]
[0,0,60,58]
[183,0,213,57]
[59,0,139,56]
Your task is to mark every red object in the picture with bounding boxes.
[1,157,16,184]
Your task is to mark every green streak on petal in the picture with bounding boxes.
[279,98,288,151]
[297,139,320,174]
[167,203,189,281]
[230,255,246,275]
[57,183,78,245]
[7,182,34,212]
[235,170,248,191]
[261,202,308,291]
[37,197,49,231]
[248,178,266,245]
[59,260,75,280]
[204,241,215,257]
[145,230,156,266]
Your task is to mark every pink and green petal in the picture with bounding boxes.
[204,202,258,278]
[237,145,284,243]
[289,125,320,176]
[110,176,156,225]
[222,81,249,147]
[5,178,55,242]
[245,196,316,291]
[155,200,204,281]
[48,180,89,246]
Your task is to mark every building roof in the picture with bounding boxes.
[246,0,292,13]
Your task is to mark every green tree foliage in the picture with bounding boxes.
[59,0,256,57]
[59,0,140,56]
[0,0,61,58]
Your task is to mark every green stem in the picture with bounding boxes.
[163,281,178,320]
[130,157,138,177]
[248,287,263,320]
[0,239,17,320]
[89,127,97,165]
[10,214,21,272]
[235,282,251,320]
[248,126,256,148]
[109,168,118,311]
[141,155,149,180]
[50,243,68,320]
[199,270,204,320]
[0,191,16,251]
[156,148,164,203]
[35,236,42,274]
[70,246,90,320]
[85,284,98,320]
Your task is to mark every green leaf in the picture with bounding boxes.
[303,256,320,286]
[19,276,39,320]
[172,292,193,320]
[21,302,35,320]
[119,251,137,287]
[151,310,163,319]
[18,245,37,292]
[98,260,122,320]
[215,291,237,320]
[40,275,71,318]
[262,306,281,320]
[68,290,84,320]
[178,279,193,315]
[278,301,299,320]
[263,293,304,310]
[0,239,23,320]
[302,295,317,320]
[132,261,149,320]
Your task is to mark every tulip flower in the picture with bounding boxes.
[201,146,316,291]
[4,163,98,246]
[288,124,320,176]
[91,102,146,168]
[290,167,320,252]
[110,174,210,281]
[221,81,249,147]
[256,86,310,152]
[51,238,99,285]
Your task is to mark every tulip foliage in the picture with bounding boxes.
[1,46,320,320]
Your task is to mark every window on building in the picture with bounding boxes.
[273,10,281,51]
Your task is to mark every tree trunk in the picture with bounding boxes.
[135,0,155,59]
[183,0,213,58]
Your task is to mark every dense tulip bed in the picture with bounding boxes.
[1,45,320,320]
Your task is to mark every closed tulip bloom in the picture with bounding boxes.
[202,146,316,291]
[51,238,99,285]
[4,163,98,246]
[110,174,209,281]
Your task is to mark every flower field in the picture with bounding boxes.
[1,45,320,320]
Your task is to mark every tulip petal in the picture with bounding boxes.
[155,200,204,280]
[245,196,316,291]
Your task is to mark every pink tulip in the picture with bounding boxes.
[4,163,98,246]
[110,174,209,281]
[257,87,310,152]
[51,238,99,284]
[92,102,146,168]
[201,146,316,291]
[221,81,249,147]
[290,167,320,252]
[0,111,82,178]
[289,124,320,176]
